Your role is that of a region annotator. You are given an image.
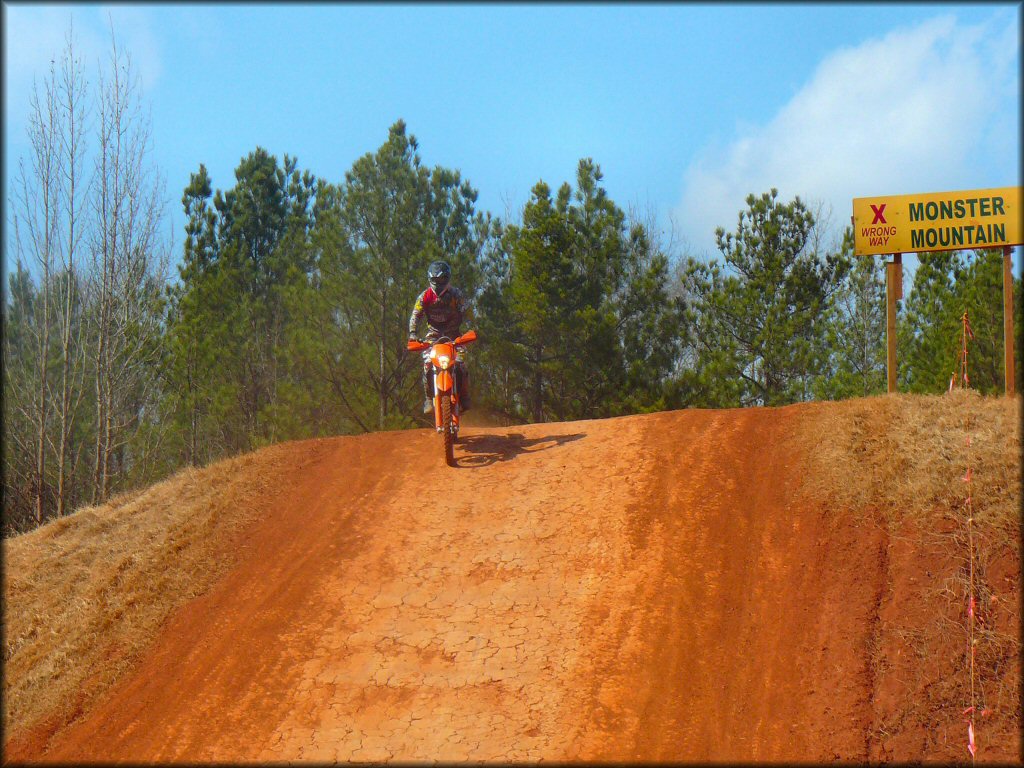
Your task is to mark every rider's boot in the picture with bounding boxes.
[423,398,432,414]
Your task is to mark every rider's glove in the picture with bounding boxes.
[408,333,418,342]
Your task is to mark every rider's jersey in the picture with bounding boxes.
[409,286,470,341]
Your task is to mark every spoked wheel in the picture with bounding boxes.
[440,394,455,466]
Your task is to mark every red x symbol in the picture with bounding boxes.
[870,204,887,224]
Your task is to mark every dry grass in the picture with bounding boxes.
[2,441,308,745]
[800,390,1020,538]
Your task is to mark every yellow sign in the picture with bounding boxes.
[852,186,1022,256]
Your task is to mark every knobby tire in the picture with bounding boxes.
[441,394,455,466]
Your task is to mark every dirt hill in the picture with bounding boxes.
[3,392,1019,763]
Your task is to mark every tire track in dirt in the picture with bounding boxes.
[23,407,888,763]
[567,406,887,761]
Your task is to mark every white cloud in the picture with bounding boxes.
[675,12,1021,258]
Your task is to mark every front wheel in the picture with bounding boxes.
[440,394,455,466]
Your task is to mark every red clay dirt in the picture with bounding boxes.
[3,406,950,762]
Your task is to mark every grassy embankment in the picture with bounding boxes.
[2,440,319,750]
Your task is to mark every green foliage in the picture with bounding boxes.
[679,189,849,407]
[901,249,1014,395]
[615,225,686,414]
[281,120,493,434]
[163,151,318,462]
[164,122,497,463]
[3,263,43,522]
[3,262,98,530]
[476,159,684,422]
[815,230,887,399]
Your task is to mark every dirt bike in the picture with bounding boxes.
[407,330,477,467]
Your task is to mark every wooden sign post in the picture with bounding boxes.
[886,253,902,393]
[1004,246,1016,396]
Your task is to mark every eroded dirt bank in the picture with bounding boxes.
[5,400,1019,763]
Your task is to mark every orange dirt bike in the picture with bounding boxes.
[407,330,477,466]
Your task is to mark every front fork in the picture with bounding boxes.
[433,368,459,433]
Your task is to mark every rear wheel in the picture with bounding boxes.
[441,394,455,466]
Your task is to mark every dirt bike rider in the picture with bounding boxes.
[408,260,473,414]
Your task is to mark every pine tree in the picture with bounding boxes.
[163,151,317,460]
[679,189,848,407]
[281,120,493,433]
[902,249,1015,394]
[815,229,886,399]
[477,159,683,422]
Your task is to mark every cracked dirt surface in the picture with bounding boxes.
[19,405,888,762]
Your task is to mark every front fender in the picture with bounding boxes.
[435,369,454,393]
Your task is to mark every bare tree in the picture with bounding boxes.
[5,18,170,531]
[51,26,91,517]
[89,22,169,502]
[9,56,62,525]
[806,198,843,259]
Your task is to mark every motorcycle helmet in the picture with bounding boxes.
[428,260,451,295]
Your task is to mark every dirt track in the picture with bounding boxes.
[18,406,892,762]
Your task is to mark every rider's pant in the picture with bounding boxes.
[422,358,432,400]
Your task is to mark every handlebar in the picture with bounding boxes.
[407,330,478,352]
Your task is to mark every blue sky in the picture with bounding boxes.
[3,2,1021,277]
